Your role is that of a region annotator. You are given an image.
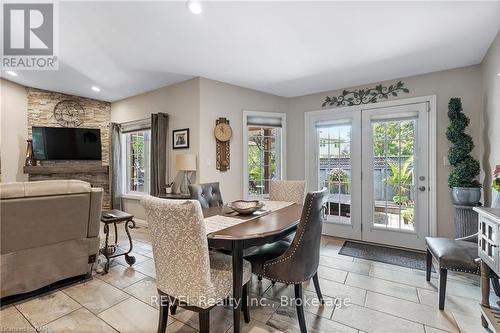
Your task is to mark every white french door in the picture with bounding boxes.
[361,103,429,249]
[312,110,362,240]
[306,100,433,250]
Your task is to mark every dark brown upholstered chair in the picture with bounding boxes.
[244,188,328,333]
[188,182,223,208]
[425,234,500,310]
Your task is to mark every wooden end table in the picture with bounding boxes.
[100,209,136,274]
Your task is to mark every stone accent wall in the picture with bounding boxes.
[27,87,111,165]
[26,87,112,208]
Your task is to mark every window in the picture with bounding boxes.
[123,129,151,194]
[243,112,286,198]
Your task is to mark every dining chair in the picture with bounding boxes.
[255,180,307,283]
[269,180,306,205]
[141,196,252,333]
[244,188,328,333]
[189,182,224,208]
[425,234,500,310]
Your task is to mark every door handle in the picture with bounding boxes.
[418,186,426,192]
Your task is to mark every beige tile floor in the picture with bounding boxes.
[0,224,493,333]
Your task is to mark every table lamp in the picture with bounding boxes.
[176,154,197,194]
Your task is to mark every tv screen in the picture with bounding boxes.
[32,127,102,160]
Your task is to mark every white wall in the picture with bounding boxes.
[0,79,28,182]
[198,78,289,201]
[111,77,288,213]
[287,66,484,238]
[111,77,201,190]
[111,78,201,218]
[481,31,500,206]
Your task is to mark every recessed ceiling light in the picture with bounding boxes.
[6,70,18,77]
[187,0,202,15]
[91,86,100,92]
[497,72,500,77]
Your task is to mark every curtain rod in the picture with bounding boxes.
[118,117,150,126]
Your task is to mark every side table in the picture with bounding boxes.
[100,209,136,274]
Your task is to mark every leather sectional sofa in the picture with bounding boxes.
[0,180,102,298]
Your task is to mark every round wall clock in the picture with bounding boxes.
[214,122,232,142]
[53,100,85,127]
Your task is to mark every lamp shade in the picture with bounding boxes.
[176,154,197,171]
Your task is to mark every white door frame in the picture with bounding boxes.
[304,95,438,242]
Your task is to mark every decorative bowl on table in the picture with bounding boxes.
[229,200,265,215]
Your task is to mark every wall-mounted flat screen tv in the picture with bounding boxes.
[32,127,102,160]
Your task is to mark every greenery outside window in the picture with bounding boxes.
[123,129,151,195]
[243,111,286,199]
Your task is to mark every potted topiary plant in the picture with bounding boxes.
[447,98,481,205]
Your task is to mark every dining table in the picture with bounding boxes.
[202,201,303,333]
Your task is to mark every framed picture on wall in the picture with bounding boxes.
[172,128,190,149]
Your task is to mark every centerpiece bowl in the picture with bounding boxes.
[229,200,265,215]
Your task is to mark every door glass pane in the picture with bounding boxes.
[372,118,416,231]
[317,122,352,224]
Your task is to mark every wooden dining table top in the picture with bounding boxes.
[203,203,303,241]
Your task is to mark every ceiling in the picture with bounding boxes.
[2,1,500,102]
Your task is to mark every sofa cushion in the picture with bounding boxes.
[1,180,92,199]
[1,194,91,254]
[0,182,25,199]
[24,180,91,197]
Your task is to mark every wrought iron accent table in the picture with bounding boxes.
[100,209,136,274]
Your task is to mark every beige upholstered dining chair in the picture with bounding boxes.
[141,196,252,333]
[269,180,306,205]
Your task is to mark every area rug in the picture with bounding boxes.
[338,241,433,271]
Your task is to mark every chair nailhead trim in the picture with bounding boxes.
[261,193,318,284]
[441,267,480,275]
[252,272,305,285]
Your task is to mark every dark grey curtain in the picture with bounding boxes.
[150,113,169,197]
[110,123,123,210]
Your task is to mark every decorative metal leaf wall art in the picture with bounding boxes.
[322,81,410,107]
